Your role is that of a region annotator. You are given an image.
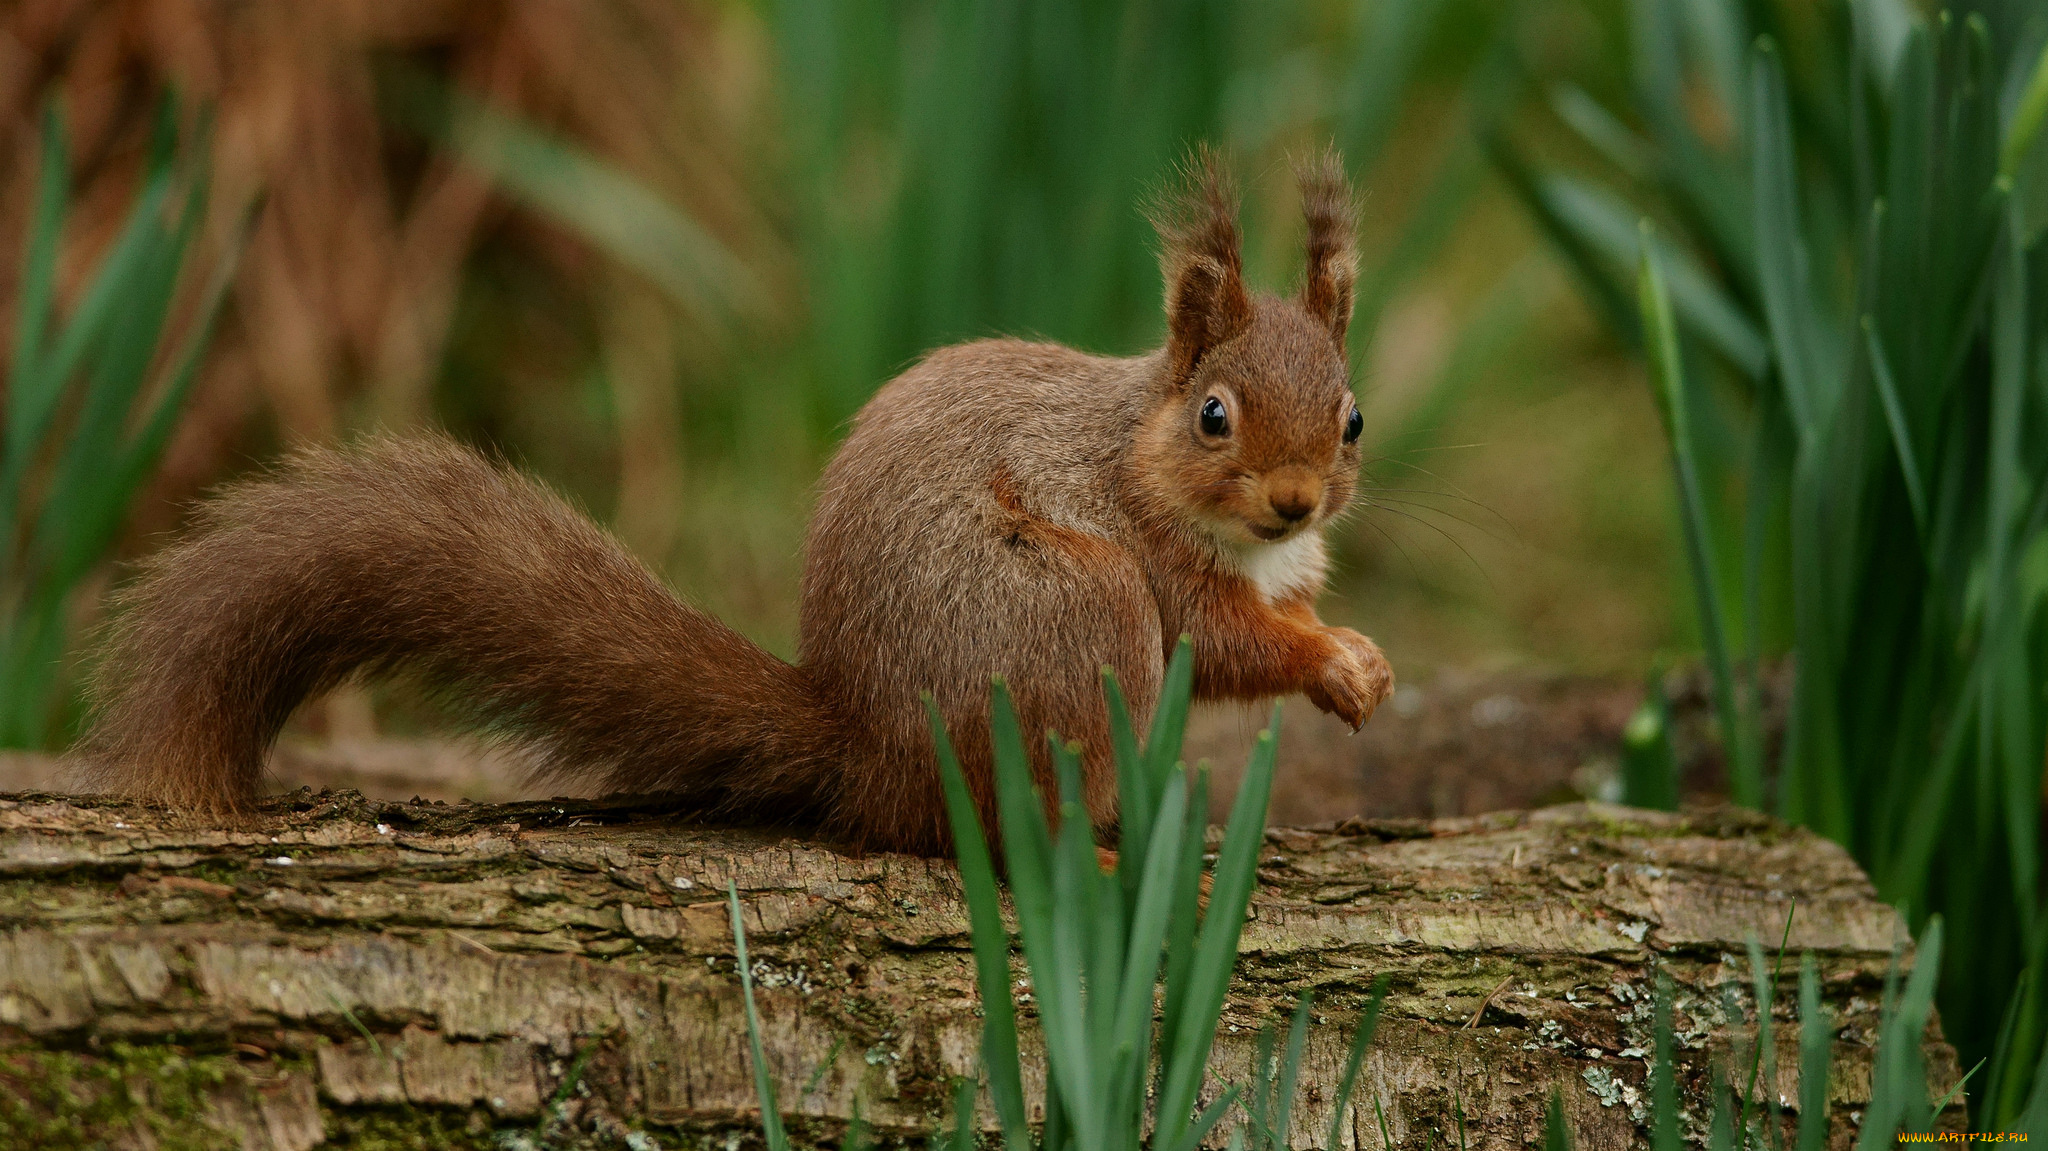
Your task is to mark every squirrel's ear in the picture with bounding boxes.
[1297,149,1358,348]
[1153,148,1251,387]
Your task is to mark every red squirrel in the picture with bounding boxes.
[76,150,1393,855]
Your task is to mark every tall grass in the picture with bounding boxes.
[923,638,1327,1150]
[1493,0,2048,1103]
[1535,929,1959,1149]
[0,103,235,747]
[726,639,1388,1150]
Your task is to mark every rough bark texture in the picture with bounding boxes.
[0,792,1955,1150]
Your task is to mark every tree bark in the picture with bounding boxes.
[0,792,1956,1150]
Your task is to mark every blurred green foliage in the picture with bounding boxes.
[769,0,1480,429]
[419,0,1525,469]
[1496,0,2048,1109]
[0,104,234,747]
[1619,670,1681,810]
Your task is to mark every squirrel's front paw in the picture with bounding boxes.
[1304,628,1393,731]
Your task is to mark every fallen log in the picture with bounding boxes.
[0,792,1956,1149]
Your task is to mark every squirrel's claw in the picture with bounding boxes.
[1307,627,1393,732]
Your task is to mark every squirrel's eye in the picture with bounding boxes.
[1199,396,1229,437]
[1343,405,1363,444]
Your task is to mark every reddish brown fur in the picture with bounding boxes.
[1296,148,1359,346]
[76,149,1393,856]
[1152,148,1255,387]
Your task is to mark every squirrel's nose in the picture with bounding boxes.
[1267,477,1322,523]
[1271,496,1314,522]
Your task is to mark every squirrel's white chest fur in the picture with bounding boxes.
[1233,532,1327,603]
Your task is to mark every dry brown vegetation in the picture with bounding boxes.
[0,0,773,546]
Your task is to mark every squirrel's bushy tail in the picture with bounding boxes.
[78,435,837,815]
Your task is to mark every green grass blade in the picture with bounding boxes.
[1795,956,1830,1151]
[987,681,1093,1148]
[1653,971,1679,1151]
[1894,918,1944,1130]
[0,105,234,748]
[1621,671,1681,810]
[1856,918,1942,1150]
[1781,454,1851,840]
[1860,316,1928,535]
[727,881,790,1151]
[1047,732,1110,1147]
[1708,1057,1736,1151]
[1550,84,1652,178]
[383,64,760,326]
[1156,763,1210,1082]
[2000,33,2048,182]
[1155,707,1281,1149]
[1482,129,1640,346]
[1544,1086,1572,1151]
[1986,207,2039,917]
[1333,0,1447,170]
[95,222,237,547]
[1110,774,1185,1082]
[2012,949,2048,1136]
[1882,669,1975,901]
[7,104,67,444]
[0,101,69,675]
[844,1094,869,1151]
[1042,1059,1068,1151]
[945,1075,977,1151]
[36,174,200,592]
[1267,992,1313,1151]
[0,607,68,745]
[1639,225,1761,807]
[1629,0,1755,279]
[1749,37,1830,441]
[1743,934,1779,1148]
[1104,666,1152,909]
[990,677,1055,908]
[1246,1018,1276,1148]
[1145,635,1195,786]
[4,166,171,480]
[1326,975,1392,1151]
[60,183,243,600]
[1985,927,2048,1129]
[925,695,1031,1145]
[1929,1059,1985,1125]
[1165,1087,1242,1151]
[1545,176,1769,378]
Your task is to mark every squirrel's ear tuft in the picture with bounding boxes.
[1152,147,1251,387]
[1296,148,1358,348]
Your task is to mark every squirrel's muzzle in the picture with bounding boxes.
[1264,469,1324,523]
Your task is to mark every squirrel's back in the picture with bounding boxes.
[803,337,1155,647]
[799,338,1169,848]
